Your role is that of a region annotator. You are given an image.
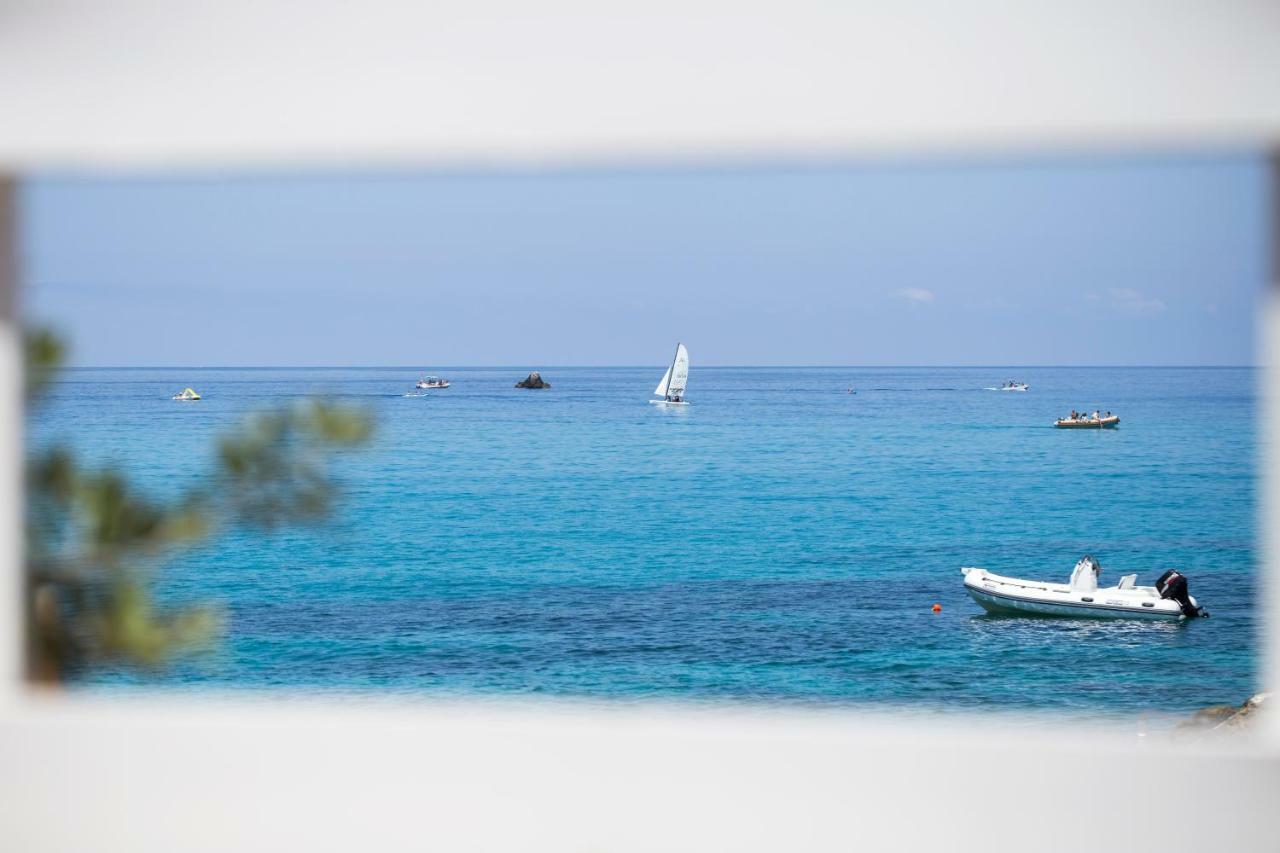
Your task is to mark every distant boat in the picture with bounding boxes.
[999,381,1029,392]
[416,376,450,389]
[649,343,690,406]
[1055,414,1119,429]
[172,387,201,401]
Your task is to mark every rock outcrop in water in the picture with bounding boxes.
[1176,691,1271,737]
[515,372,550,389]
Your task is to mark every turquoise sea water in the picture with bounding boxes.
[32,366,1257,715]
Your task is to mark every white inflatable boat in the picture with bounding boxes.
[961,557,1207,620]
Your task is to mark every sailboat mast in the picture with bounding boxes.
[666,342,681,400]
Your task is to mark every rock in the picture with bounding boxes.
[1223,691,1273,729]
[1244,691,1273,709]
[1175,705,1237,732]
[515,372,550,389]
[1176,691,1272,737]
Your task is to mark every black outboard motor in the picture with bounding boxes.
[1155,570,1209,618]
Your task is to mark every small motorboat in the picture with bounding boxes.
[172,387,201,401]
[1055,414,1119,429]
[999,381,1029,392]
[416,376,451,389]
[961,557,1207,620]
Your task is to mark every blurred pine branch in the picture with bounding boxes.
[25,331,373,683]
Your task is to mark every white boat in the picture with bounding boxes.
[961,557,1207,620]
[1055,414,1120,429]
[999,381,1029,392]
[416,376,450,389]
[649,343,690,406]
[171,387,201,401]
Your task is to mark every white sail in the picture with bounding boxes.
[654,365,673,397]
[668,344,689,396]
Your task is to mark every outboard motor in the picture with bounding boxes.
[1155,570,1209,618]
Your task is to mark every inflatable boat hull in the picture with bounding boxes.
[961,567,1189,620]
[1055,416,1120,429]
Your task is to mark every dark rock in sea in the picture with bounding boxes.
[515,372,550,389]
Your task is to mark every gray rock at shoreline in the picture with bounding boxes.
[1176,691,1271,737]
[515,372,550,389]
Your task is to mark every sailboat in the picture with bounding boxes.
[649,343,690,406]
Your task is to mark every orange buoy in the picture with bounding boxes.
[931,603,942,613]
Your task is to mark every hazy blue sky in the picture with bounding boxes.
[22,152,1267,366]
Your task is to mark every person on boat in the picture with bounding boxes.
[1092,410,1100,420]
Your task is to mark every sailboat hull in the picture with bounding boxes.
[649,399,689,406]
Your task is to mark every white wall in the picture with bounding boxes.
[1,1,1279,169]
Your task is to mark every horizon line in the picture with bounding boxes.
[57,363,1260,370]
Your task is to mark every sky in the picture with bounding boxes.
[21,152,1269,366]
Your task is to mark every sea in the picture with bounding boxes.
[29,366,1258,717]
